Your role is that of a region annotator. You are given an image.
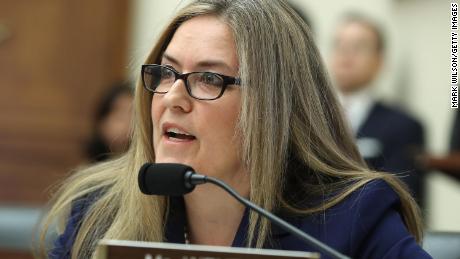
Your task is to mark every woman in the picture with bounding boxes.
[40,0,431,258]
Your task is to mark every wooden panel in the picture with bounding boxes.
[0,0,131,204]
[0,250,32,259]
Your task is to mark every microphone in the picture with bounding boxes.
[138,163,205,196]
[138,163,351,259]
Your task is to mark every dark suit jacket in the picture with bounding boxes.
[49,180,431,259]
[356,102,425,206]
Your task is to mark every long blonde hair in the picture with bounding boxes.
[39,0,423,257]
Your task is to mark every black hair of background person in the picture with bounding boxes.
[451,109,460,151]
[341,12,386,52]
[86,83,133,162]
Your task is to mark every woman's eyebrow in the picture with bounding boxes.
[161,53,180,65]
[162,53,232,73]
[195,60,232,72]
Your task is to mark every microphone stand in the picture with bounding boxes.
[190,175,351,259]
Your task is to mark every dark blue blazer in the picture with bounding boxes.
[357,102,425,206]
[49,180,431,259]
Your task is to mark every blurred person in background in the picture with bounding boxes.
[85,83,134,162]
[422,109,460,181]
[330,14,426,207]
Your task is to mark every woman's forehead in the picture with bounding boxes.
[163,15,238,74]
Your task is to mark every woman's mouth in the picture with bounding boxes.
[165,127,196,141]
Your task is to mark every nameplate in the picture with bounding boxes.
[95,239,320,259]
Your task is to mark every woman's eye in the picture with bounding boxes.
[201,73,220,86]
[161,69,174,79]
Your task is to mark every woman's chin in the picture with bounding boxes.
[154,156,194,167]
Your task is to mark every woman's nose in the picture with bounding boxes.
[162,79,192,113]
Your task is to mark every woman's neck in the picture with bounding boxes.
[183,178,249,246]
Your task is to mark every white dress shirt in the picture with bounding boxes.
[338,88,376,135]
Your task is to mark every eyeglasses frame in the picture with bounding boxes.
[141,64,241,101]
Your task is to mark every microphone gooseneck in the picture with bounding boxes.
[138,163,351,259]
[202,177,351,259]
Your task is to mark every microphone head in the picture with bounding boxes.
[138,163,196,196]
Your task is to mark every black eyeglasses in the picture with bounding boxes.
[141,64,241,100]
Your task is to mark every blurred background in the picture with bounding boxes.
[0,0,458,258]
